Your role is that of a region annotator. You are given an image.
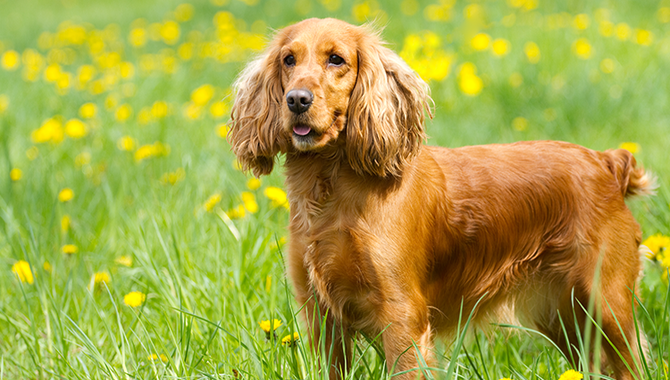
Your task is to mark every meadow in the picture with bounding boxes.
[1,0,669,379]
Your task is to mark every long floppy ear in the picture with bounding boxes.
[228,39,287,177]
[346,27,433,178]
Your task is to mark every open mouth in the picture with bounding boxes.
[292,123,313,137]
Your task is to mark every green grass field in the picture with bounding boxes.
[1,0,669,379]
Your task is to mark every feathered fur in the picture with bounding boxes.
[228,18,651,380]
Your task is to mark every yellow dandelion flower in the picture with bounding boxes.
[619,142,640,154]
[58,188,74,202]
[160,21,180,45]
[10,168,22,181]
[77,65,96,88]
[420,51,452,82]
[226,204,246,219]
[90,271,111,291]
[44,63,62,82]
[524,42,540,64]
[600,58,615,74]
[61,244,78,255]
[491,39,510,57]
[264,186,289,208]
[642,234,670,259]
[204,193,222,212]
[470,33,491,51]
[129,28,147,47]
[32,117,64,144]
[191,84,215,106]
[635,29,653,46]
[558,369,583,380]
[1,50,20,70]
[56,72,72,93]
[241,192,258,213]
[247,178,261,190]
[79,103,97,119]
[281,332,300,346]
[216,123,229,139]
[148,353,168,362]
[12,260,34,284]
[0,94,9,113]
[210,101,228,118]
[151,101,169,119]
[615,23,630,41]
[65,118,88,139]
[104,95,117,110]
[116,255,133,267]
[61,215,71,233]
[134,142,169,162]
[123,291,146,307]
[119,62,135,79]
[259,319,282,333]
[523,0,538,10]
[572,38,592,59]
[458,62,484,97]
[115,104,133,122]
[178,42,193,60]
[572,14,590,30]
[43,261,52,272]
[117,136,136,151]
[88,80,105,95]
[512,117,528,131]
[161,168,185,185]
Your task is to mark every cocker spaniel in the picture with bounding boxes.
[228,18,652,380]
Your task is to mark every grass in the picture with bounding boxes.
[1,0,669,379]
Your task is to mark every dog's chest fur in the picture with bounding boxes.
[285,157,384,329]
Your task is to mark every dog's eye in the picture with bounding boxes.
[328,54,344,66]
[284,55,296,67]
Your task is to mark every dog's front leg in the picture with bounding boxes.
[299,295,352,379]
[289,253,352,379]
[382,305,433,380]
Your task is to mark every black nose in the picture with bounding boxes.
[286,89,313,114]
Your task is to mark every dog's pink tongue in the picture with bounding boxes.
[293,124,311,136]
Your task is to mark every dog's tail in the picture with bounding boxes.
[605,148,656,198]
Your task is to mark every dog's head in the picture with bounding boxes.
[228,18,432,177]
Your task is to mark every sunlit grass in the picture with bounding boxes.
[1,0,669,379]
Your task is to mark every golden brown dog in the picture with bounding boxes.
[228,18,652,379]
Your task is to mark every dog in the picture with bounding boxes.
[228,18,652,379]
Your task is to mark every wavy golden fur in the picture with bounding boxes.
[228,18,653,380]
